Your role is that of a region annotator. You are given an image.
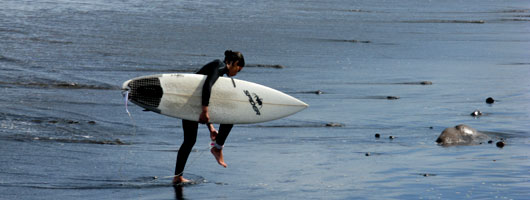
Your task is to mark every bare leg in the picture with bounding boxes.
[210,124,232,168]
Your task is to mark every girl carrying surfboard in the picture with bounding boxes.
[173,50,245,184]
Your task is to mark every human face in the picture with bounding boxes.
[227,61,242,77]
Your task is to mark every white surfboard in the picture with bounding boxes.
[122,73,308,124]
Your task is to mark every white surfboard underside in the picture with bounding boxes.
[123,73,308,124]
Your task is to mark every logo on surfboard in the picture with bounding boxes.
[243,90,262,115]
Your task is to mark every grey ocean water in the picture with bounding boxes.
[1,0,529,199]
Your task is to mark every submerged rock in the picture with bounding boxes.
[420,81,433,85]
[325,122,343,127]
[486,97,495,104]
[436,124,489,146]
[420,173,436,177]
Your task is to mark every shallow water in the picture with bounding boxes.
[1,0,529,199]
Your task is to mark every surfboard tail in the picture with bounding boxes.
[122,76,163,113]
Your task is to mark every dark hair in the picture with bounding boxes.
[224,50,245,68]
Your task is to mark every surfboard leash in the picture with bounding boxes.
[122,89,209,182]
[123,90,132,118]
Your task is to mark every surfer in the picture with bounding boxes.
[173,50,245,184]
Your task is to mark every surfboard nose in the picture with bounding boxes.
[123,77,163,113]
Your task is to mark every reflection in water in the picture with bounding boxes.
[173,185,185,200]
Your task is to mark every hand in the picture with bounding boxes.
[199,106,210,124]
[210,129,218,141]
[207,123,218,141]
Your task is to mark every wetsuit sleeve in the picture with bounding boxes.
[198,60,223,106]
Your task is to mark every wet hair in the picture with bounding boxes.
[224,50,245,68]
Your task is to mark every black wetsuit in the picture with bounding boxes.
[175,60,234,177]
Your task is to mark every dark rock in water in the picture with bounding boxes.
[67,120,79,124]
[429,126,434,129]
[88,121,96,125]
[496,141,505,148]
[400,81,433,85]
[48,120,58,124]
[101,139,125,145]
[386,96,400,100]
[388,136,395,139]
[300,90,323,95]
[56,82,78,88]
[436,124,489,146]
[326,122,343,127]
[342,39,371,43]
[420,81,433,85]
[365,152,371,156]
[488,140,493,144]
[470,110,482,117]
[375,133,380,138]
[486,97,495,104]
[421,173,436,177]
[115,139,125,145]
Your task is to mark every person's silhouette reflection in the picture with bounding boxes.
[173,184,185,200]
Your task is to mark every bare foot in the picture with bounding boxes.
[211,148,227,168]
[172,176,191,185]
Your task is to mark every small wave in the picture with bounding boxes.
[499,9,530,13]
[28,37,73,45]
[341,9,372,13]
[401,19,485,24]
[127,68,197,73]
[362,96,401,100]
[294,90,323,95]
[344,81,433,85]
[245,64,286,69]
[248,120,345,128]
[1,134,128,145]
[0,181,170,190]
[1,175,206,190]
[0,28,27,34]
[398,81,433,85]
[0,55,24,63]
[501,18,530,22]
[500,62,530,66]
[117,61,198,73]
[318,38,372,43]
[0,81,119,90]
[175,53,210,57]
